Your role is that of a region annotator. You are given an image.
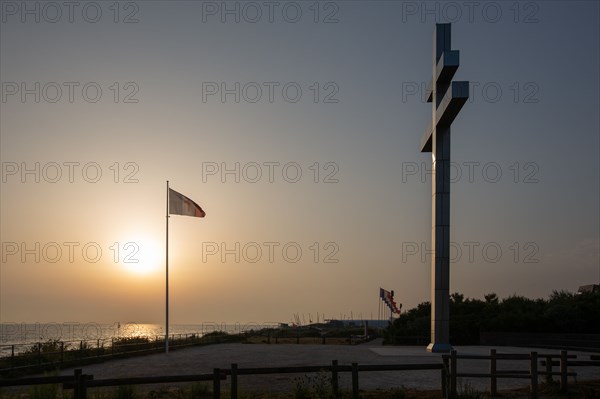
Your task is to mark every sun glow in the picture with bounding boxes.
[116,235,163,275]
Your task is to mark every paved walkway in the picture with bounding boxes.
[53,342,598,393]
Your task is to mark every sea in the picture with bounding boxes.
[0,322,280,357]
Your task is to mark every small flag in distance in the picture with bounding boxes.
[169,188,206,218]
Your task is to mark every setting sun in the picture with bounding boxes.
[114,235,162,276]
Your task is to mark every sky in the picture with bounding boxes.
[0,0,599,326]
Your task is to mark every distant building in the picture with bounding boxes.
[326,319,390,329]
[577,284,599,294]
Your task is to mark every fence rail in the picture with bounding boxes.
[442,349,599,398]
[0,333,239,374]
[0,361,445,399]
[1,349,599,398]
[1,331,369,375]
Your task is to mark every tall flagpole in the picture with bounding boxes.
[166,180,169,353]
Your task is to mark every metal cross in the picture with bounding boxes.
[419,23,469,353]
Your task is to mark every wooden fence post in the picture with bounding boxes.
[213,368,221,399]
[73,369,82,399]
[450,350,457,397]
[60,342,64,364]
[560,350,568,393]
[530,351,538,399]
[351,362,359,399]
[79,373,88,399]
[490,349,497,396]
[441,362,447,398]
[231,363,238,399]
[331,360,339,396]
[442,355,449,398]
[545,355,553,383]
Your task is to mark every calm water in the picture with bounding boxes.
[0,322,279,356]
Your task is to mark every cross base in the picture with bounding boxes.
[427,343,453,353]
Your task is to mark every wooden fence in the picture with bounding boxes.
[0,331,368,375]
[1,350,599,398]
[0,361,445,399]
[0,333,239,374]
[244,330,370,345]
[443,349,600,398]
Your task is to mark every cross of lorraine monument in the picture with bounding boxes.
[420,23,469,353]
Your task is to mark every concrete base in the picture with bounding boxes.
[427,342,453,353]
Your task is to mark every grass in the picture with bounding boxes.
[3,381,600,399]
[2,329,373,377]
[0,333,243,378]
[454,381,486,399]
[28,384,60,399]
[115,386,136,399]
[185,383,211,399]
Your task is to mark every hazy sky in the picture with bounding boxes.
[1,1,598,325]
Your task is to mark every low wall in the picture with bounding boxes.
[480,332,600,352]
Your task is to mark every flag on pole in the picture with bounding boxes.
[169,188,206,218]
[165,183,205,354]
[380,287,402,315]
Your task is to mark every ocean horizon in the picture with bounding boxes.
[0,322,282,353]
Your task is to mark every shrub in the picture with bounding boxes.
[114,385,135,399]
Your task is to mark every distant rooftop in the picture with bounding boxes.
[326,319,391,329]
[577,284,599,294]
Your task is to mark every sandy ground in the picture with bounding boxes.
[41,340,600,394]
